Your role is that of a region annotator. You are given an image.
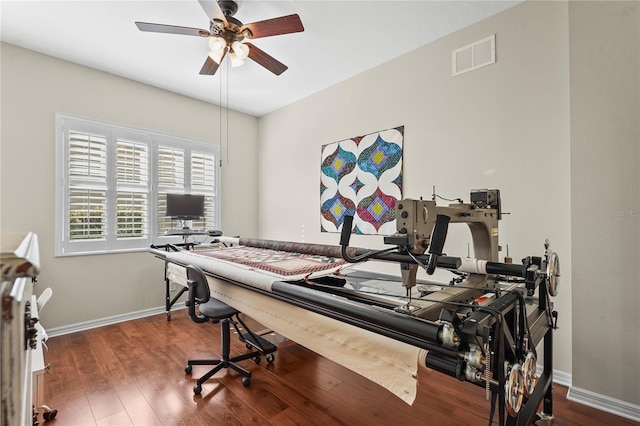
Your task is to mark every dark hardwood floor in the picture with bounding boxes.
[40,312,634,426]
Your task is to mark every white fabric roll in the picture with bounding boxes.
[206,275,423,405]
[164,250,424,404]
[458,258,488,274]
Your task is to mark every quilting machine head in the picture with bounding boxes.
[383,189,502,291]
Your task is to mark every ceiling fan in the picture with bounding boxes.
[135,0,304,76]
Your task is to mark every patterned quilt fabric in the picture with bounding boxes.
[195,245,347,277]
[320,126,403,235]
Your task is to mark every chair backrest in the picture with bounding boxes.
[186,264,210,302]
[186,265,210,323]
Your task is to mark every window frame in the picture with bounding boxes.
[55,113,220,256]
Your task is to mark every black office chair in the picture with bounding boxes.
[184,265,276,394]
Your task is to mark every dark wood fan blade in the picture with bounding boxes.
[197,0,227,26]
[199,50,227,75]
[199,57,220,75]
[135,22,210,37]
[241,14,304,39]
[245,43,288,75]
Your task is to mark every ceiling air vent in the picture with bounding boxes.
[452,34,496,77]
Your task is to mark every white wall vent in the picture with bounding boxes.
[452,34,496,77]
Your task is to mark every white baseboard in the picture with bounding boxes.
[551,368,572,388]
[46,305,184,338]
[535,367,639,421]
[535,365,571,388]
[567,386,640,423]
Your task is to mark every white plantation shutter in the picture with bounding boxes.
[68,189,107,240]
[67,131,108,242]
[157,147,184,188]
[117,139,148,184]
[190,151,216,231]
[156,146,185,237]
[116,191,148,238]
[69,132,107,181]
[56,114,219,256]
[116,139,149,239]
[191,151,215,191]
[156,193,172,237]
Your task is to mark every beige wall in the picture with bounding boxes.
[0,43,259,329]
[259,0,572,376]
[569,1,640,405]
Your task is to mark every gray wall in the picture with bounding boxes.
[569,1,640,406]
[0,43,260,329]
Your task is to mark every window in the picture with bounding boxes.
[56,114,220,256]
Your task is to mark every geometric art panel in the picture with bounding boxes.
[320,126,403,235]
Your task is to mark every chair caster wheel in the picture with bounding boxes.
[43,409,58,422]
[242,377,251,387]
[193,384,202,395]
[246,343,253,350]
[266,354,275,363]
[253,356,261,364]
[39,405,57,422]
[185,365,192,374]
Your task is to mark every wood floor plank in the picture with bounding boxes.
[207,385,273,425]
[115,384,163,426]
[226,362,348,425]
[86,388,128,423]
[41,312,637,426]
[95,409,133,426]
[269,406,318,425]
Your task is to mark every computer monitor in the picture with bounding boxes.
[165,194,205,221]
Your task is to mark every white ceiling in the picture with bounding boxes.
[1,1,521,117]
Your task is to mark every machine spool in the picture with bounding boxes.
[504,244,512,264]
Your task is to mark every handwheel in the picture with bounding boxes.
[242,377,251,387]
[546,251,560,296]
[185,365,192,374]
[266,354,275,363]
[505,363,524,416]
[193,384,202,395]
[523,352,537,397]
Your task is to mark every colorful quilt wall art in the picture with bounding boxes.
[320,126,403,235]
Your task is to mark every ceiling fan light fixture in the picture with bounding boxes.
[208,36,228,64]
[208,36,226,51]
[229,52,245,67]
[231,41,250,60]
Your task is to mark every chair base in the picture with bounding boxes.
[185,316,276,394]
[186,353,257,392]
